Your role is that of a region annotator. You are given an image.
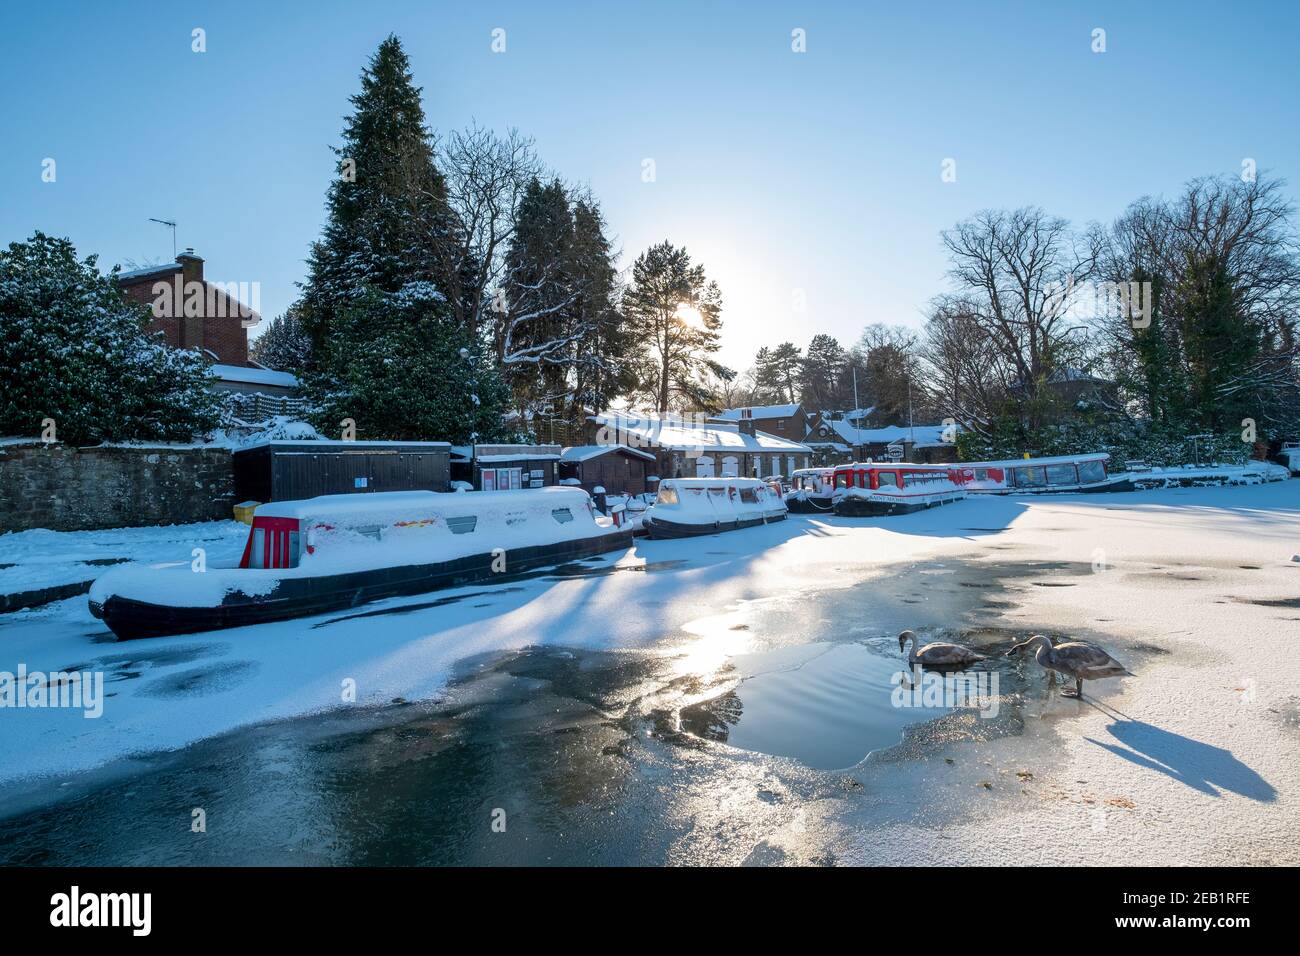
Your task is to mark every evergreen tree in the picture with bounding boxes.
[305,287,509,443]
[1179,253,1260,430]
[624,241,730,412]
[499,178,577,412]
[250,305,312,373]
[298,35,464,353]
[799,334,849,410]
[752,342,803,404]
[569,199,635,418]
[0,233,220,445]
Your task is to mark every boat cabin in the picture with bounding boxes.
[950,453,1111,493]
[830,462,957,492]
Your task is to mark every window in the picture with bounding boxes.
[657,485,679,505]
[551,508,575,524]
[447,515,477,534]
[1046,464,1077,485]
[835,472,849,488]
[877,471,898,487]
[739,487,759,504]
[1078,459,1106,484]
[1014,466,1047,487]
[974,468,990,481]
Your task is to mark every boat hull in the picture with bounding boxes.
[784,495,835,514]
[833,494,963,517]
[91,529,633,640]
[644,512,786,539]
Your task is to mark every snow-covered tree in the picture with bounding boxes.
[0,232,219,445]
[298,35,465,352]
[623,241,731,412]
[249,305,311,373]
[304,287,509,443]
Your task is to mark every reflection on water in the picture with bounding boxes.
[681,638,1033,771]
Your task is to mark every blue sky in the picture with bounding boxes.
[3,0,1298,370]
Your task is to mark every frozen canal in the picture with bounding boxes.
[1,482,1298,865]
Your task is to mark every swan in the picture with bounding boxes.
[898,629,986,668]
[1006,634,1131,698]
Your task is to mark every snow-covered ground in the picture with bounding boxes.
[2,480,1298,864]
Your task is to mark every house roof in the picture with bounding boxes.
[713,404,804,421]
[810,419,957,449]
[561,444,657,463]
[211,364,300,389]
[590,411,811,454]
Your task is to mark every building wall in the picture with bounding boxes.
[0,443,235,532]
[118,254,253,366]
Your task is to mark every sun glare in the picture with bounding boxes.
[675,304,705,328]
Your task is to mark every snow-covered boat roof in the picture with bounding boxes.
[210,364,300,389]
[834,461,953,470]
[659,476,773,488]
[560,444,657,463]
[960,452,1110,468]
[256,486,588,521]
[590,412,810,453]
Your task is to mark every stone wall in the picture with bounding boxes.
[0,442,235,532]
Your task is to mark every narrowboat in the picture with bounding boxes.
[948,453,1130,494]
[830,463,966,517]
[642,477,788,539]
[784,467,837,513]
[88,487,633,640]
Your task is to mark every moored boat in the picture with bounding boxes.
[89,487,633,640]
[830,463,966,516]
[784,466,837,513]
[948,453,1128,494]
[642,477,788,538]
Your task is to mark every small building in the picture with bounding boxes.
[558,445,657,496]
[450,444,562,491]
[586,411,811,480]
[233,440,451,502]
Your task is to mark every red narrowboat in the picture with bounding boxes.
[830,463,966,516]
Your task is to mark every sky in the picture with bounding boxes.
[3,0,1299,373]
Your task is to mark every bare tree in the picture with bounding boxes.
[436,124,544,339]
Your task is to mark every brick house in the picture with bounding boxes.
[117,249,299,402]
[711,403,810,442]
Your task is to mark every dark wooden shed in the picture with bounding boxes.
[558,445,656,496]
[450,444,562,491]
[233,440,451,503]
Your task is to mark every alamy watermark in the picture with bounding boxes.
[151,276,261,328]
[1,664,105,718]
[891,666,1001,718]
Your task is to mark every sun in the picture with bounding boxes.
[675,304,705,328]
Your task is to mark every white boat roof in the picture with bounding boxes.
[659,477,772,488]
[256,486,589,521]
[834,461,951,470]
[959,453,1110,468]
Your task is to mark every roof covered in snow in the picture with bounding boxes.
[590,412,811,453]
[712,404,804,421]
[561,444,657,463]
[211,364,300,389]
[809,420,957,449]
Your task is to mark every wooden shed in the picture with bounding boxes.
[558,445,656,496]
[450,444,562,491]
[233,440,451,503]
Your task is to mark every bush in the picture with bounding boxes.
[0,233,220,445]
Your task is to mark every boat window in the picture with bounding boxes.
[739,487,759,503]
[835,473,849,488]
[551,507,575,524]
[877,471,898,487]
[447,515,477,534]
[657,486,679,505]
[974,468,990,481]
[1014,466,1047,487]
[1077,459,1106,483]
[1046,464,1077,485]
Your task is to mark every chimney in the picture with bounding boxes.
[175,248,205,351]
